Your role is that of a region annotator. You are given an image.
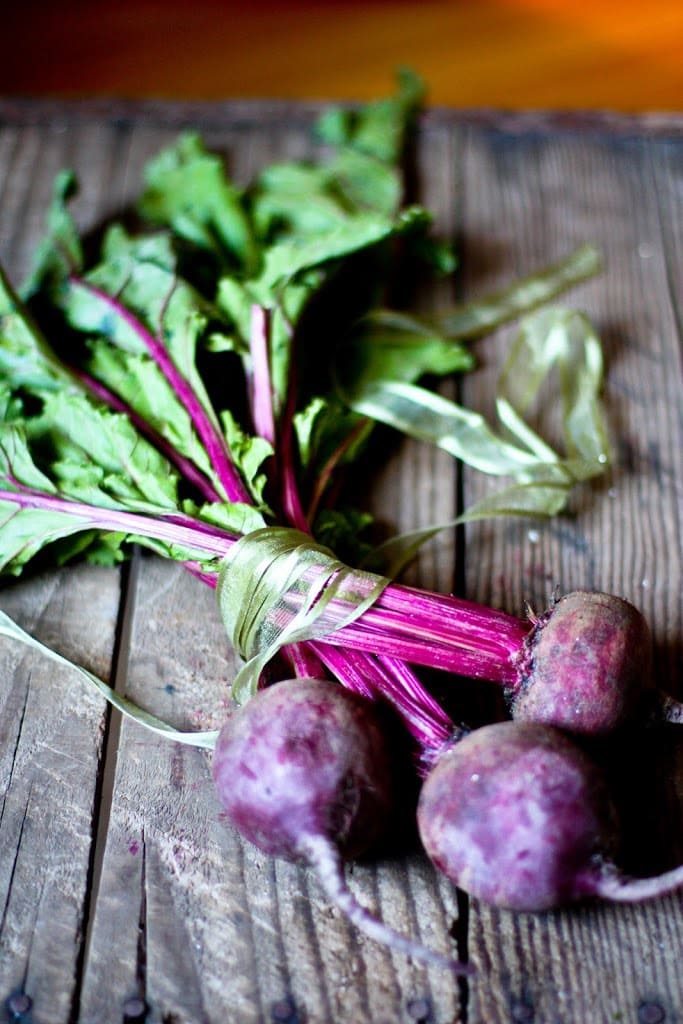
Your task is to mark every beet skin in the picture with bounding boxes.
[212,677,393,862]
[511,591,653,735]
[212,678,473,972]
[417,720,618,912]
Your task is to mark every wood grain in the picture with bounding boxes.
[0,567,121,1023]
[457,116,683,1023]
[0,99,681,1023]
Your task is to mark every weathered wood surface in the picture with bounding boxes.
[0,99,681,1024]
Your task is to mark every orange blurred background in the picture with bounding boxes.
[2,0,682,112]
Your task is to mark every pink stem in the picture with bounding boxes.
[69,276,251,504]
[323,583,526,685]
[270,358,461,755]
[311,641,456,767]
[0,485,529,686]
[285,641,328,680]
[248,304,277,447]
[188,556,527,684]
[276,323,309,532]
[0,488,234,557]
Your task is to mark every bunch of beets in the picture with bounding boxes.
[1,77,682,972]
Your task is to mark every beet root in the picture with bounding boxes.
[212,676,392,862]
[213,677,470,972]
[510,591,653,736]
[417,718,683,912]
[417,720,619,911]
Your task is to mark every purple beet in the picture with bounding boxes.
[417,719,683,912]
[509,590,654,735]
[212,677,470,972]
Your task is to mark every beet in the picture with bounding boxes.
[509,591,653,735]
[212,676,392,861]
[417,720,616,910]
[213,677,470,972]
[417,719,683,912]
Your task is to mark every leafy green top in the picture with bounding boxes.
[0,71,608,588]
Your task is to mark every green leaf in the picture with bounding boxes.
[52,529,128,568]
[138,132,258,274]
[316,68,425,164]
[438,244,602,340]
[85,339,220,488]
[0,499,100,576]
[0,421,59,493]
[21,170,83,298]
[292,396,328,467]
[0,610,219,748]
[27,390,182,512]
[252,162,357,239]
[0,263,73,392]
[219,408,273,509]
[255,212,399,292]
[58,229,248,499]
[292,393,369,485]
[252,151,401,238]
[313,507,375,567]
[0,272,204,513]
[336,309,475,398]
[0,426,127,574]
[346,307,610,530]
[189,498,266,537]
[324,149,402,216]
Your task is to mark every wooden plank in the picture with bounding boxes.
[0,117,125,1023]
[458,122,683,1023]
[3,97,683,138]
[0,567,121,1021]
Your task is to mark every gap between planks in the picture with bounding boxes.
[75,553,143,1016]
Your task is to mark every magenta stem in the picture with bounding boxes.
[0,488,234,557]
[284,641,327,680]
[329,583,527,685]
[0,484,529,687]
[311,641,455,767]
[248,304,277,447]
[185,539,527,685]
[276,321,309,532]
[69,276,251,505]
[269,404,459,758]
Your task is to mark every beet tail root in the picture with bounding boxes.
[299,833,473,975]
[586,861,683,903]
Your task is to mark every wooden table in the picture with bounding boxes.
[0,98,682,1024]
